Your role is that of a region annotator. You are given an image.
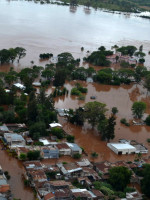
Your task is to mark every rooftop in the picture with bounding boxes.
[49,123,62,128]
[4,133,25,141]
[66,143,82,151]
[108,143,136,150]
[56,143,70,150]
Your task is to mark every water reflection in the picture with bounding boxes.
[69,5,77,13]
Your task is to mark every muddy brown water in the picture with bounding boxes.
[0,145,34,200]
[52,81,150,162]
[0,0,150,198]
[0,0,150,72]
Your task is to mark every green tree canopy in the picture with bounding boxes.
[109,166,132,191]
[84,101,107,128]
[132,101,146,119]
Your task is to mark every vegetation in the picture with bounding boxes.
[145,115,150,126]
[132,101,146,119]
[109,166,132,191]
[0,47,26,64]
[51,127,64,139]
[84,46,112,66]
[66,135,75,143]
[39,53,53,59]
[31,0,150,12]
[98,115,116,141]
[84,101,107,128]
[141,164,150,198]
[73,153,81,159]
[27,150,41,160]
[19,153,27,160]
[91,152,98,158]
[120,118,130,126]
[111,107,118,115]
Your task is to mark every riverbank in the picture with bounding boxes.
[27,0,150,13]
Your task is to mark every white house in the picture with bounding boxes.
[107,143,136,155]
[4,133,25,148]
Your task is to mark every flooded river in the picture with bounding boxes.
[0,0,150,71]
[0,0,150,198]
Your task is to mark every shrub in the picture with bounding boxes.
[51,127,64,139]
[100,186,114,196]
[120,118,130,126]
[124,187,135,193]
[147,138,150,143]
[71,88,81,96]
[145,115,150,126]
[66,135,75,143]
[73,153,81,159]
[78,87,88,93]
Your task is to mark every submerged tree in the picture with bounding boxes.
[132,101,146,119]
[84,101,107,128]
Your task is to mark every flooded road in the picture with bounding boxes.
[0,144,34,200]
[0,0,150,71]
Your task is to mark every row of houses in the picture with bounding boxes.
[16,142,82,159]
[23,158,144,200]
[2,131,82,159]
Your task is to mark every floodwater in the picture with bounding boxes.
[0,0,150,72]
[54,81,150,162]
[0,0,150,198]
[0,144,34,200]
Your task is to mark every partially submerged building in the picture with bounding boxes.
[107,143,136,155]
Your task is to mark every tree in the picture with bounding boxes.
[134,66,147,84]
[96,71,112,84]
[84,101,107,128]
[132,101,146,119]
[109,166,132,191]
[54,69,66,86]
[141,164,150,198]
[9,48,17,63]
[29,121,47,138]
[144,74,150,95]
[139,45,143,52]
[111,107,118,115]
[19,153,27,160]
[51,127,64,139]
[15,47,26,62]
[145,115,150,126]
[98,116,116,142]
[27,150,40,160]
[117,46,137,56]
[91,152,98,158]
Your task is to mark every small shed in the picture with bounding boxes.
[107,143,136,155]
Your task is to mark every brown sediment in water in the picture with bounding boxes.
[52,81,150,162]
[0,144,34,200]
